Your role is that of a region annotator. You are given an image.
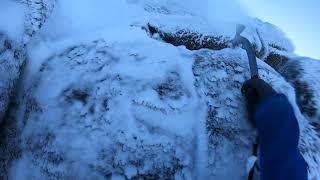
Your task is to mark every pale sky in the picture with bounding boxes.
[240,0,320,59]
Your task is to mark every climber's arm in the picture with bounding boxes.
[255,94,308,180]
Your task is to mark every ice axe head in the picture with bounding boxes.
[231,24,246,46]
[236,24,246,36]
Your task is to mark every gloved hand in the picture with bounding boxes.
[241,78,275,126]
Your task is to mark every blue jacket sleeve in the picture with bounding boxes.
[254,94,308,180]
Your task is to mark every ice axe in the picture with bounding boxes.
[231,24,259,95]
[232,25,260,179]
[232,24,259,79]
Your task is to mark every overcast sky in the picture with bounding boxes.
[240,0,320,59]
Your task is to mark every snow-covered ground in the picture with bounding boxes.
[1,0,320,179]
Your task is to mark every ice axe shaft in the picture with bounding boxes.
[233,25,261,180]
[232,24,259,79]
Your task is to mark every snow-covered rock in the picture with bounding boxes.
[0,32,25,179]
[193,49,320,179]
[0,33,25,124]
[269,56,320,128]
[293,58,320,123]
[5,39,320,179]
[0,0,55,124]
[19,0,56,44]
[11,39,197,179]
[145,18,293,60]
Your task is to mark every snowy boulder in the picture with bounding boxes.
[193,49,320,179]
[267,55,320,130]
[10,39,320,179]
[12,39,198,179]
[0,33,25,124]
